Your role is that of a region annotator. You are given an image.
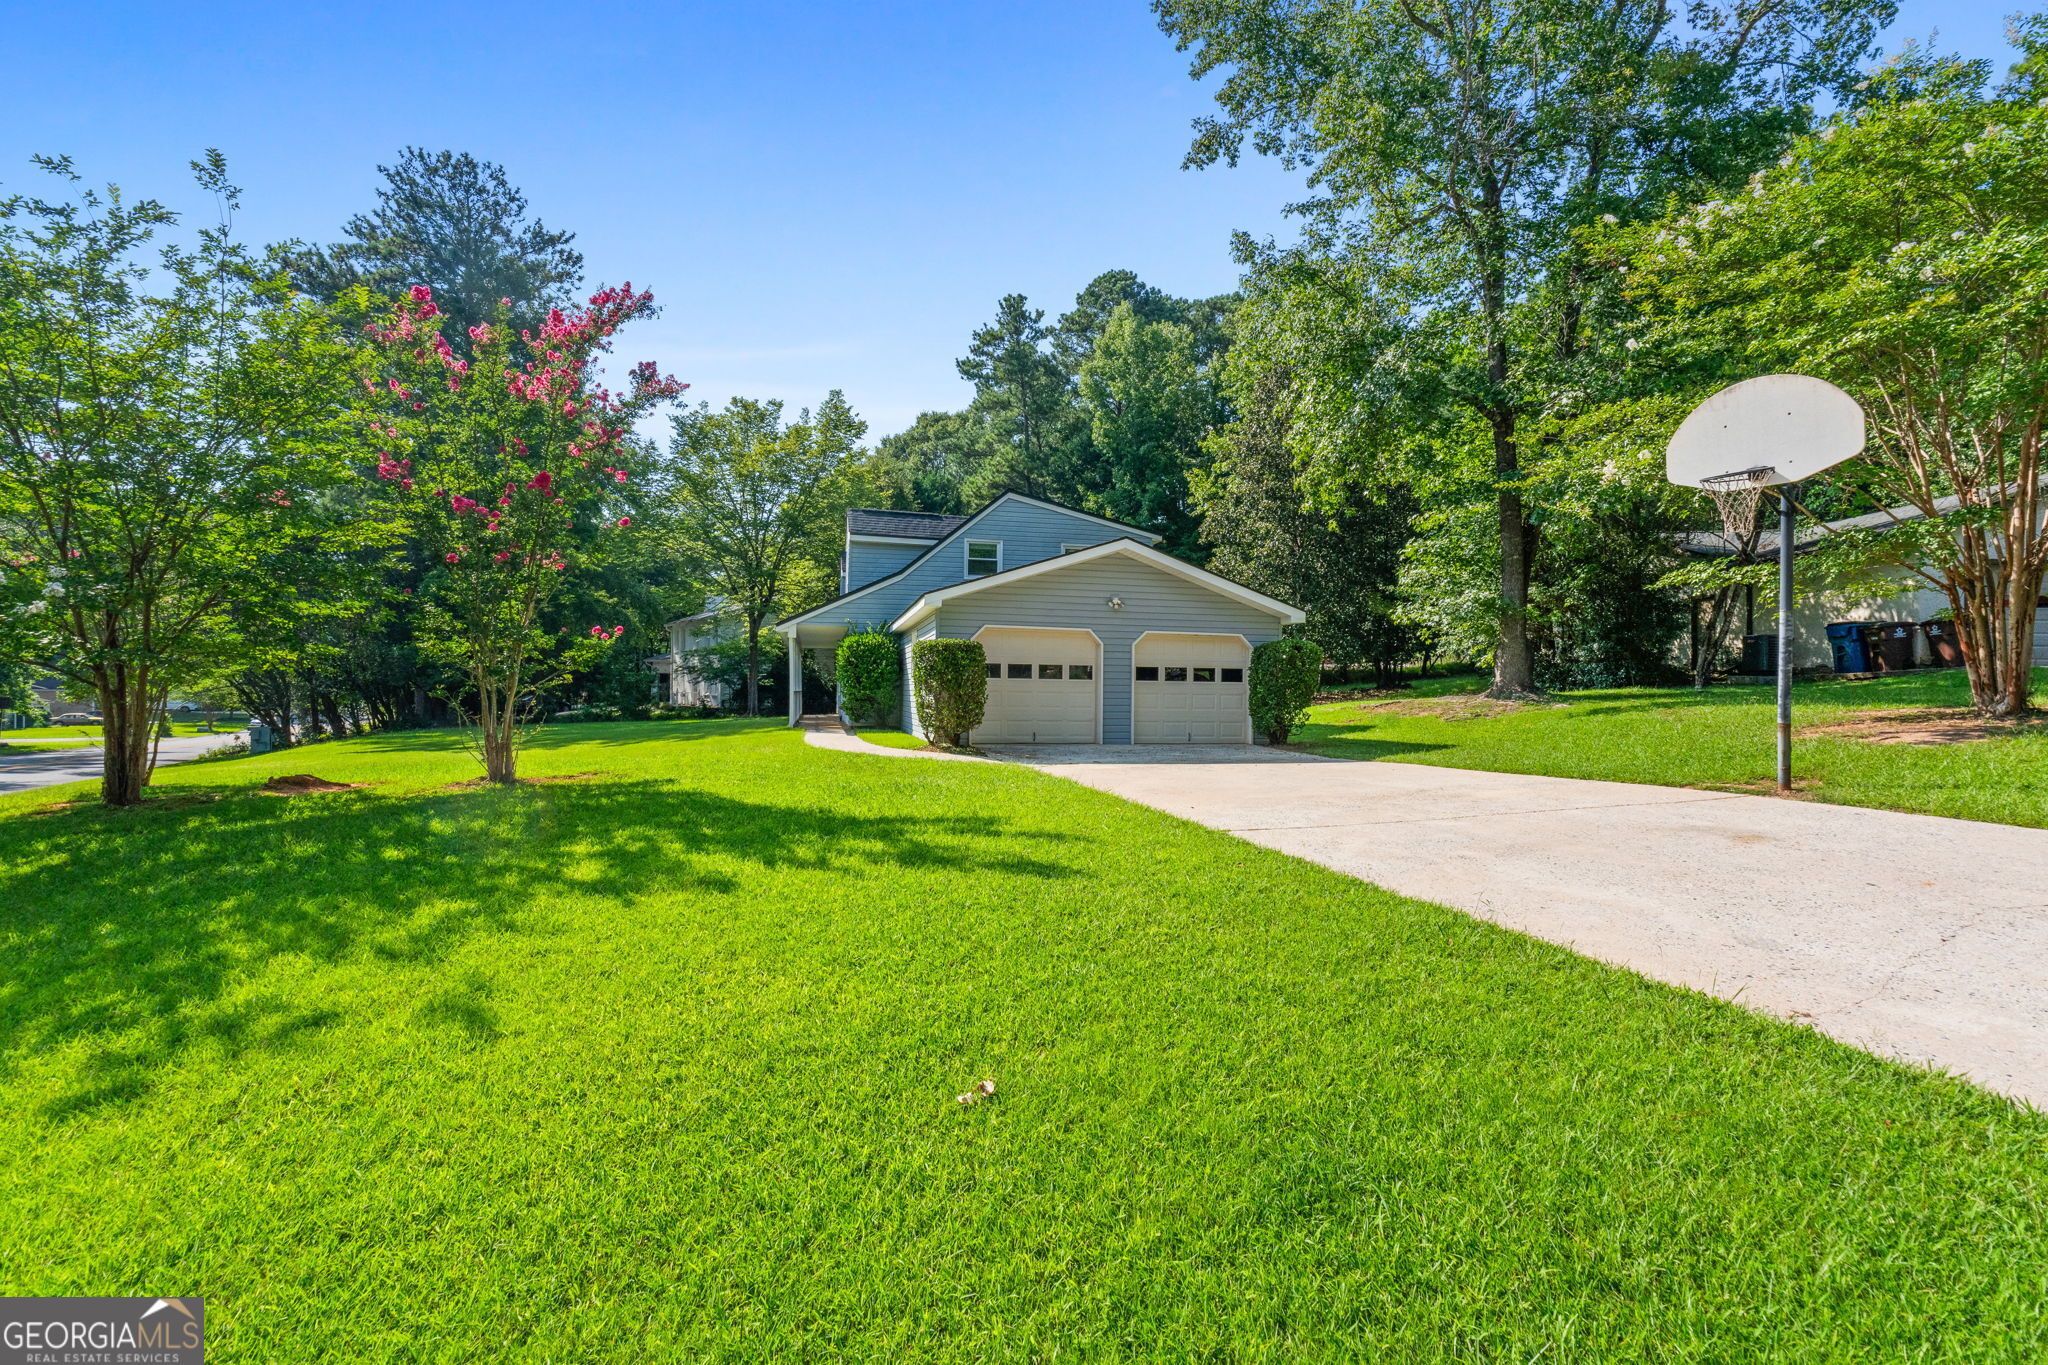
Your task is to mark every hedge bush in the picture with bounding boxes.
[835,632,900,727]
[911,638,986,746]
[1249,637,1323,744]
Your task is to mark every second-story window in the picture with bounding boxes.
[966,540,1000,577]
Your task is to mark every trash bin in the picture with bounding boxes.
[1825,622,1870,674]
[1740,633,1778,675]
[1922,619,1964,667]
[1860,621,1917,673]
[247,722,273,755]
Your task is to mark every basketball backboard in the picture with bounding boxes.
[1666,374,1865,488]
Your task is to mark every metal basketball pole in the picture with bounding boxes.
[1776,485,1795,795]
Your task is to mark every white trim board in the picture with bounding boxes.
[848,533,938,547]
[889,539,1306,633]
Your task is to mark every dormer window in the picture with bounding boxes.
[966,540,1001,578]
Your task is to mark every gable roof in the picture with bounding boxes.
[780,492,1164,633]
[889,538,1305,632]
[845,508,971,541]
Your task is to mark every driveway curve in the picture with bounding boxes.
[994,744,2048,1109]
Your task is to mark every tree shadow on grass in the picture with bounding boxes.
[1287,733,1456,761]
[330,718,781,758]
[1550,671,2010,720]
[0,776,1076,1120]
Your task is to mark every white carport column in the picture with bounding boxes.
[786,633,803,727]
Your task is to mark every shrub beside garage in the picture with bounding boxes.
[911,639,987,746]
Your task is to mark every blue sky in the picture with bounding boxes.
[0,1,2020,439]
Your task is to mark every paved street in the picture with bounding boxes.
[0,735,234,797]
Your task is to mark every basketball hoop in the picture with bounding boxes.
[1668,375,1867,796]
[1699,466,1777,547]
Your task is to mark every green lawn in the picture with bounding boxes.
[855,727,932,750]
[1,722,2043,1360]
[1,720,244,741]
[1297,668,2048,827]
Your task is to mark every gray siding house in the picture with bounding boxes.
[777,493,1303,744]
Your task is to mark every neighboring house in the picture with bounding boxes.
[776,493,1305,744]
[29,679,91,716]
[1681,494,2048,669]
[649,601,757,707]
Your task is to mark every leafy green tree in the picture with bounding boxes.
[290,149,582,342]
[1059,268,1233,369]
[657,393,868,716]
[0,655,48,723]
[956,294,1086,504]
[0,154,373,805]
[1078,302,1210,551]
[1198,368,1416,682]
[354,284,686,782]
[1615,34,2048,716]
[1156,0,1890,698]
[871,409,995,515]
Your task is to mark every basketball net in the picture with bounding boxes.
[1699,466,1777,550]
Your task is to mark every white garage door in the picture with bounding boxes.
[972,628,1100,744]
[1133,633,1250,744]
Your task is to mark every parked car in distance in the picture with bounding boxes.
[52,714,100,724]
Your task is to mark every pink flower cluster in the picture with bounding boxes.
[375,454,413,490]
[588,625,627,640]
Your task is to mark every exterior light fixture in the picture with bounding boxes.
[1107,596,1124,610]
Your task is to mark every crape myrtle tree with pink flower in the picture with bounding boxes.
[355,283,686,784]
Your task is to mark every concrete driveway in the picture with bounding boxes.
[993,744,2048,1108]
[0,735,231,797]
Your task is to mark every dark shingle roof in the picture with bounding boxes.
[845,508,971,541]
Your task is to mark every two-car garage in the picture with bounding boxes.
[966,627,1251,746]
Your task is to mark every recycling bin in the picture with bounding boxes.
[1825,622,1870,674]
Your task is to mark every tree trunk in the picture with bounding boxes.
[744,616,763,718]
[1490,411,1537,698]
[477,670,519,784]
[1693,585,1735,689]
[94,667,154,808]
[1949,558,2041,719]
